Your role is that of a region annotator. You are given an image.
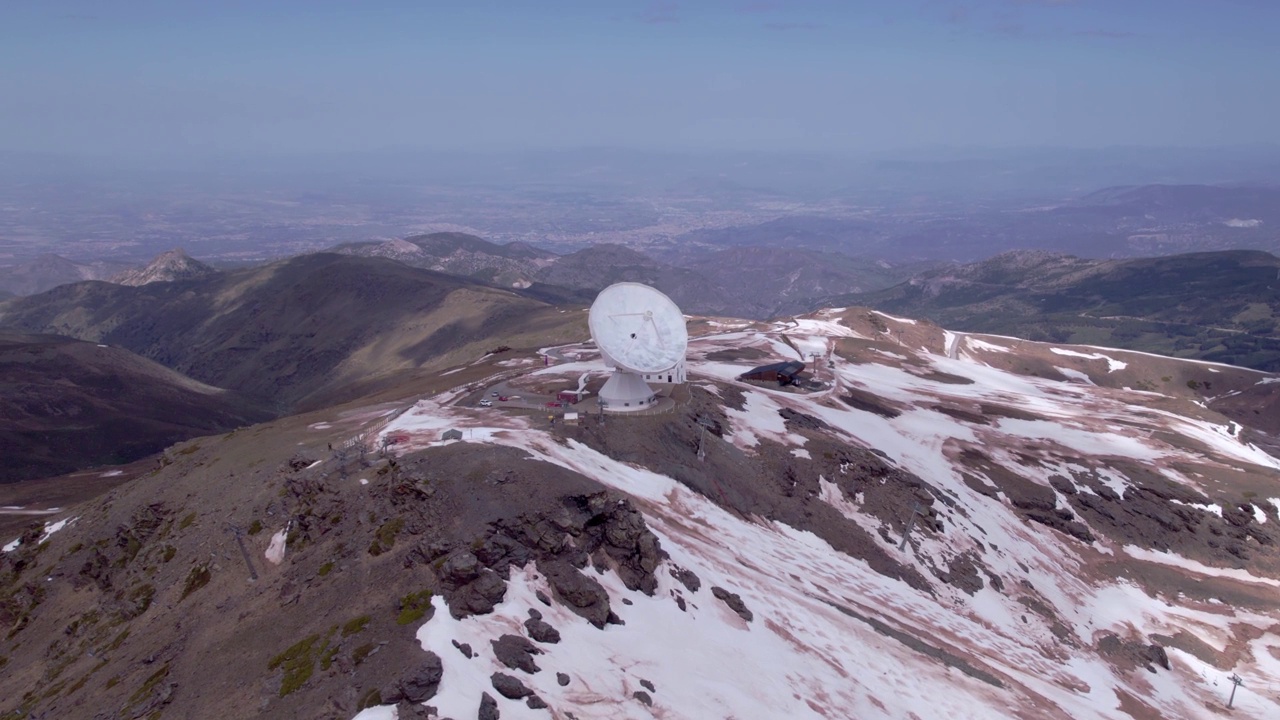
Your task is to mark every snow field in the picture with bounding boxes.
[361,313,1280,719]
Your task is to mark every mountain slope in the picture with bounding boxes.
[3,308,1277,719]
[532,243,735,316]
[111,248,216,287]
[0,254,582,412]
[838,249,1280,371]
[333,232,558,288]
[0,332,268,483]
[0,254,131,297]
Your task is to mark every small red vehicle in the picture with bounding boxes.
[498,396,509,402]
[544,401,563,408]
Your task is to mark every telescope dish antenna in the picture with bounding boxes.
[588,282,688,413]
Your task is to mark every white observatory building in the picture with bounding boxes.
[588,282,688,413]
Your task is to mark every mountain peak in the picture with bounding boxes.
[113,248,217,287]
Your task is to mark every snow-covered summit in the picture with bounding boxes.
[355,307,1280,719]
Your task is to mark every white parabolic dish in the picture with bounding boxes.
[588,282,688,374]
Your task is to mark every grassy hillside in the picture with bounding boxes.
[838,250,1280,371]
[0,332,268,483]
[0,254,584,412]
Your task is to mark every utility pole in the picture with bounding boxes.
[898,502,923,552]
[229,525,259,582]
[1227,674,1243,709]
[695,415,714,462]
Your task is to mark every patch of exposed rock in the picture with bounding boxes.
[427,491,665,625]
[491,634,542,674]
[382,652,443,703]
[491,671,534,699]
[711,586,753,622]
[1097,634,1171,673]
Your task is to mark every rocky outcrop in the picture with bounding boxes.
[524,616,561,644]
[491,672,534,699]
[711,586,754,622]
[437,551,510,619]
[431,492,665,624]
[1097,635,1171,673]
[541,560,613,628]
[491,634,542,674]
[382,652,443,704]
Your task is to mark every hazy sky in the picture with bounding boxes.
[3,0,1279,157]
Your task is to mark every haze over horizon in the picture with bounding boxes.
[4,0,1280,160]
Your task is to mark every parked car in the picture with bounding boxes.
[544,401,563,408]
[479,399,493,407]
[498,396,509,402]
[491,391,499,397]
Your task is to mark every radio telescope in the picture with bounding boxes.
[588,282,688,413]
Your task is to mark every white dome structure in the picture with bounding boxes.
[588,282,688,413]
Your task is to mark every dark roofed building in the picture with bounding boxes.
[739,361,807,386]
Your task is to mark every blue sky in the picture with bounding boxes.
[2,0,1278,156]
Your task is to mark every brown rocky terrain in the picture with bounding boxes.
[0,332,268,484]
[1,305,1278,719]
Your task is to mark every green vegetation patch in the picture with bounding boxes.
[352,642,376,665]
[396,590,433,625]
[268,626,339,697]
[65,659,109,696]
[342,615,370,637]
[124,583,156,618]
[320,644,340,671]
[178,512,197,529]
[180,565,211,601]
[317,561,334,577]
[127,664,170,707]
[357,689,382,710]
[269,634,321,697]
[104,629,130,653]
[367,517,405,556]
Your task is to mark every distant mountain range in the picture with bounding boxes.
[0,254,581,412]
[669,183,1280,263]
[838,248,1280,371]
[0,254,131,296]
[334,232,911,319]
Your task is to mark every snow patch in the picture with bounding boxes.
[1169,499,1223,517]
[872,310,917,325]
[1050,348,1127,372]
[41,516,75,542]
[1122,545,1280,587]
[351,706,398,720]
[1054,367,1095,385]
[966,338,1009,354]
[265,529,288,565]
